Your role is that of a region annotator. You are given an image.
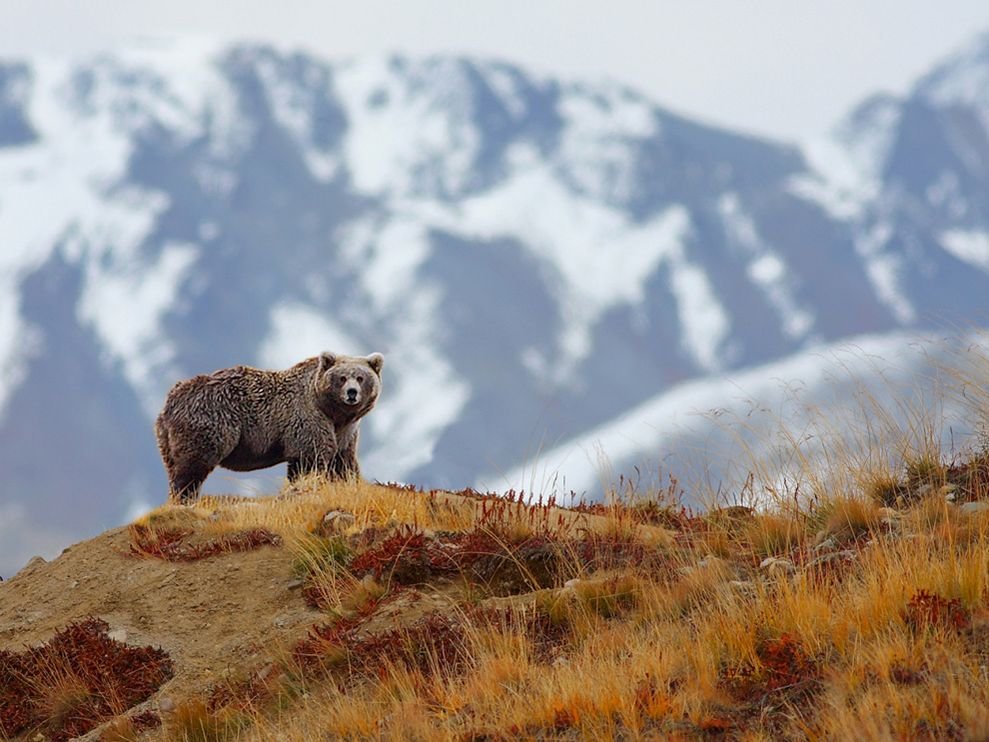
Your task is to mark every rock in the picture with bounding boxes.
[107,628,128,644]
[13,556,47,580]
[159,695,176,712]
[286,578,304,590]
[318,510,357,535]
[563,578,582,590]
[959,501,989,516]
[759,557,796,577]
[941,484,959,503]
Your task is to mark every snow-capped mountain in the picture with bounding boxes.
[2,32,989,575]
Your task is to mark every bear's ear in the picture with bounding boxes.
[318,352,337,372]
[366,352,384,375]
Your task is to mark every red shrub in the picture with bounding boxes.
[721,633,818,701]
[292,612,468,683]
[128,524,281,561]
[0,618,172,741]
[905,590,971,632]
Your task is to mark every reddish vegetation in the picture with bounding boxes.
[293,611,468,682]
[128,524,281,561]
[129,709,163,731]
[0,617,172,741]
[345,526,566,595]
[905,590,972,632]
[722,633,819,701]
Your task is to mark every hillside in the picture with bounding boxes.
[4,29,989,576]
[5,419,989,740]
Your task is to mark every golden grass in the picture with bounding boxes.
[108,340,989,739]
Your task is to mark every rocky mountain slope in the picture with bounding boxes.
[2,31,989,574]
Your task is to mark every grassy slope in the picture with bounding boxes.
[7,359,989,739]
[12,460,987,741]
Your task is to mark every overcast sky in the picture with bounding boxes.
[4,1,989,142]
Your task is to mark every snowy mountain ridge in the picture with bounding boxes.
[2,32,989,574]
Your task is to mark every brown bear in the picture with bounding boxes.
[155,352,383,503]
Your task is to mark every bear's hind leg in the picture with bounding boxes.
[168,460,213,504]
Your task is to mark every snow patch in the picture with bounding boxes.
[917,31,989,134]
[940,229,989,273]
[78,238,198,415]
[362,289,470,480]
[792,97,900,221]
[335,57,479,196]
[441,146,691,371]
[556,85,658,204]
[259,303,365,370]
[253,51,342,181]
[480,64,527,119]
[479,331,963,498]
[666,242,730,372]
[718,193,814,340]
[854,222,916,324]
[0,58,144,412]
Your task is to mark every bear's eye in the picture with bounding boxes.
[357,375,364,383]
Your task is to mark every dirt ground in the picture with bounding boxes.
[0,522,321,704]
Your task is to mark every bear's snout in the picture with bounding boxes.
[344,381,361,405]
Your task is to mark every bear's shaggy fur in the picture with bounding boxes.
[155,352,383,503]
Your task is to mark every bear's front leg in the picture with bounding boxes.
[287,425,338,482]
[330,446,360,480]
[288,454,335,482]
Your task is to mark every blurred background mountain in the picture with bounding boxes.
[2,13,989,575]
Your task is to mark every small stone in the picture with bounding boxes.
[256,663,276,682]
[159,695,176,712]
[941,484,959,503]
[319,510,357,535]
[813,537,838,554]
[286,578,304,590]
[959,501,989,516]
[563,578,582,590]
[107,628,128,643]
[759,557,796,576]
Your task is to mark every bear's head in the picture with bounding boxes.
[314,352,384,420]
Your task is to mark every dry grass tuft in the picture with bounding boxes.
[0,618,172,740]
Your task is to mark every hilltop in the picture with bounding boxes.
[4,450,989,740]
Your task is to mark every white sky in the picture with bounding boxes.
[3,0,989,142]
